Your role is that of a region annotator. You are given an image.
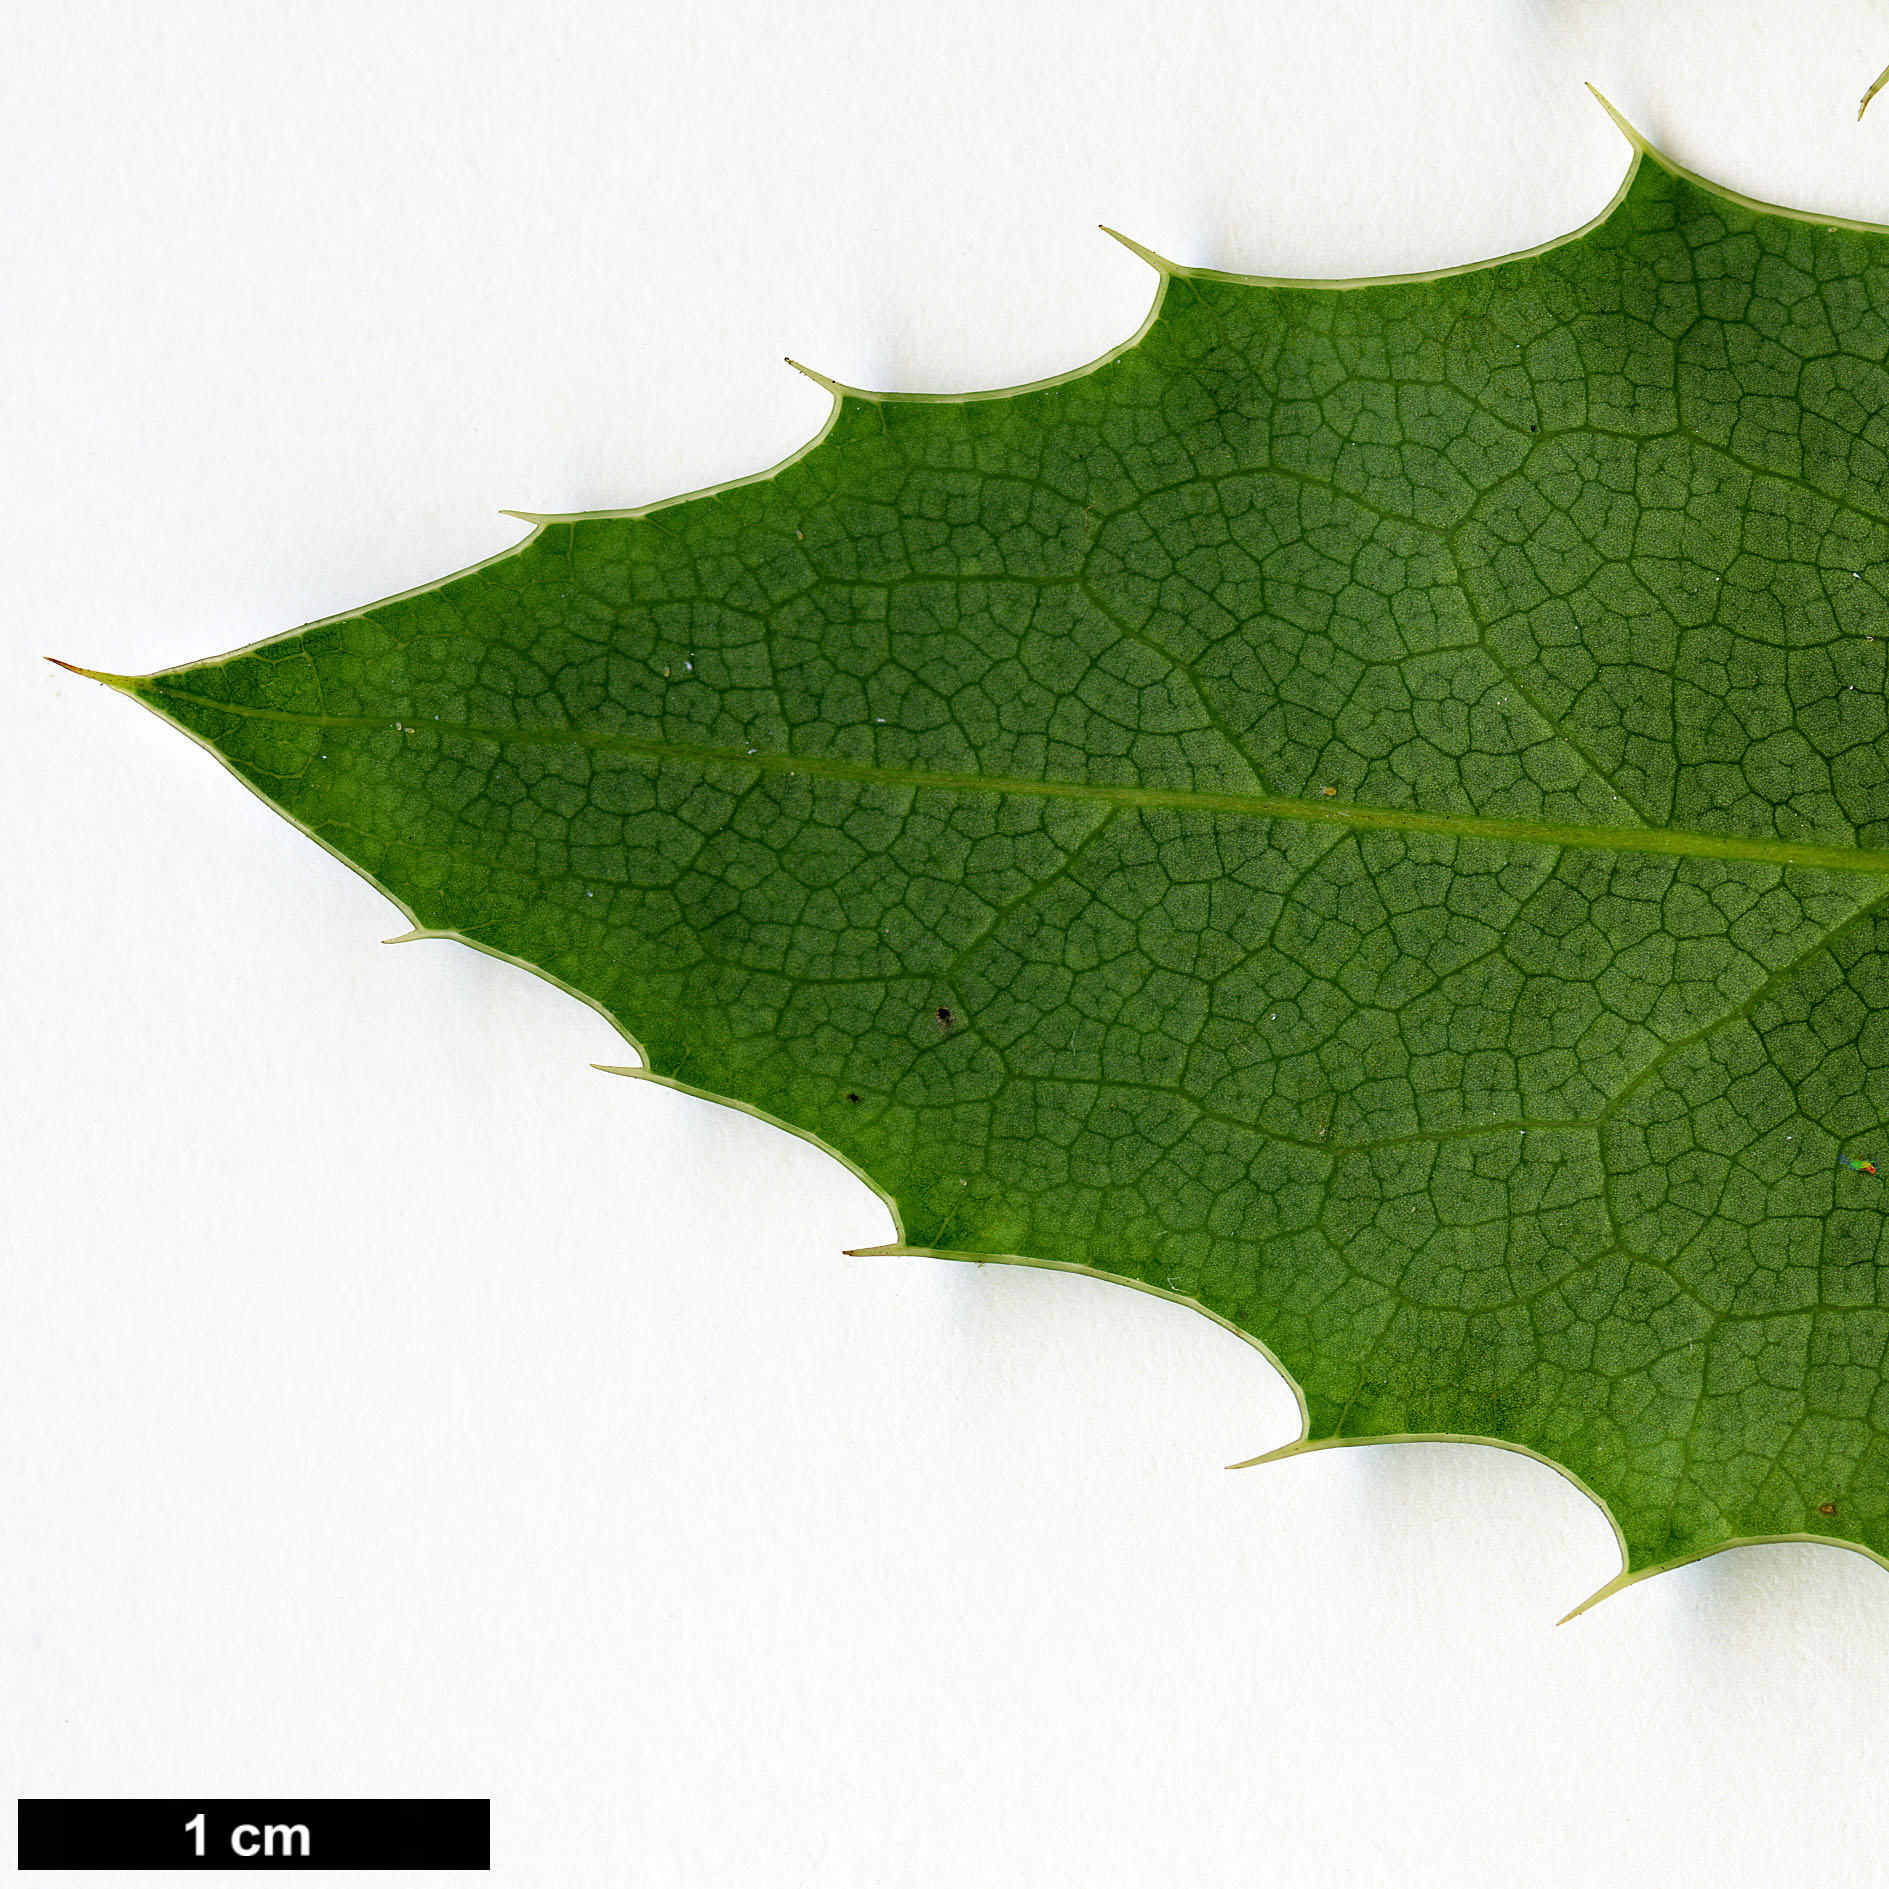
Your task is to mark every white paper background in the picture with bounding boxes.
[10,3,1889,1883]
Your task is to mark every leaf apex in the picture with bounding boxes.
[1583,83,1651,157]
[785,357,858,400]
[1555,1568,1639,1625]
[47,656,140,690]
[1226,1437,1319,1470]
[1099,225,1178,277]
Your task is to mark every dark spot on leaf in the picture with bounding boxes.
[1819,1501,1839,1516]
[935,1006,954,1030]
[847,1092,859,1102]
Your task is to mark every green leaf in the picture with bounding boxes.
[88,104,1889,1609]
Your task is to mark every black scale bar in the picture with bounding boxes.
[18,1799,489,1870]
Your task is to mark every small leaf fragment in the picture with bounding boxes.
[1863,60,1889,119]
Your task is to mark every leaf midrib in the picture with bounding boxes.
[140,679,1889,877]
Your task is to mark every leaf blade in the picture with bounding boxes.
[117,132,1889,1592]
